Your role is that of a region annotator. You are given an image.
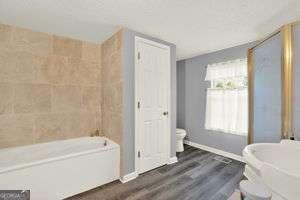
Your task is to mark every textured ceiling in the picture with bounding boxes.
[0,0,300,60]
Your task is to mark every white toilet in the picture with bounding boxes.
[239,180,272,200]
[176,128,187,152]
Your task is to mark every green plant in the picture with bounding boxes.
[225,81,236,89]
[216,82,224,89]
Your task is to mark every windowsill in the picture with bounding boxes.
[205,127,247,137]
[206,87,247,91]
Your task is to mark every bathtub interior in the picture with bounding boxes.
[251,144,300,175]
[0,137,117,173]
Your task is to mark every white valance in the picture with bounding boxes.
[205,58,247,81]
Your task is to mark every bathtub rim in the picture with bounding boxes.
[0,136,119,174]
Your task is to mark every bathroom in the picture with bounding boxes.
[0,1,299,200]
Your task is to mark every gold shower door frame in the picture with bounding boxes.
[247,22,298,144]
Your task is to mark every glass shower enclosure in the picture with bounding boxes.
[294,23,300,140]
[248,22,299,144]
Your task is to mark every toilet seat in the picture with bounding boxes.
[240,180,272,200]
[176,128,187,136]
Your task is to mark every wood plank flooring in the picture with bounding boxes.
[67,145,245,200]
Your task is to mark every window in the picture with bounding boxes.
[211,77,247,90]
[205,59,248,136]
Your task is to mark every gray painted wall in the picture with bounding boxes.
[122,29,176,175]
[177,42,255,155]
[177,60,185,129]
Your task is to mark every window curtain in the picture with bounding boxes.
[205,89,248,135]
[205,59,247,81]
[205,59,248,135]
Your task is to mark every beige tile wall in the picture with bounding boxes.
[0,24,102,148]
[101,30,123,163]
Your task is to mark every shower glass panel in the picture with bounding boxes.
[252,32,282,143]
[294,24,300,140]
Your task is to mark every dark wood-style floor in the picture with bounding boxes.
[67,145,245,200]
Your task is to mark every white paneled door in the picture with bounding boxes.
[135,37,171,174]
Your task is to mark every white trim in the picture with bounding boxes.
[135,36,171,50]
[119,171,139,183]
[134,36,171,174]
[168,156,178,165]
[184,140,244,163]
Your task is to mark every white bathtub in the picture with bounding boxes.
[243,140,300,200]
[0,137,120,200]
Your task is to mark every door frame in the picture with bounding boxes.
[134,36,171,174]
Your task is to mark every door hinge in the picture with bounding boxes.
[138,150,141,158]
[138,52,141,60]
[137,101,141,109]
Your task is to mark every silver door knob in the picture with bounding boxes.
[163,111,169,116]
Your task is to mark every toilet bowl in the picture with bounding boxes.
[239,180,272,200]
[176,128,187,152]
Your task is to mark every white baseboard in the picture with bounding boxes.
[184,140,244,163]
[121,156,177,183]
[119,171,138,183]
[168,156,178,164]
